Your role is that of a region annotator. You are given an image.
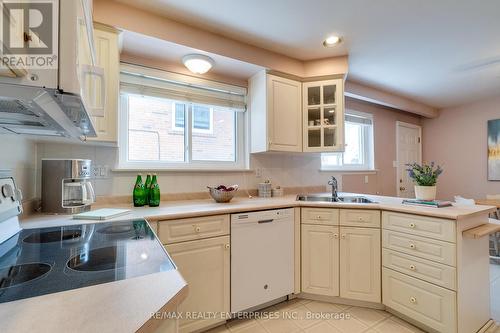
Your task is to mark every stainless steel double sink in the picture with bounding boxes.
[296,194,376,204]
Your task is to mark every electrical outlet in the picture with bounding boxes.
[92,165,109,179]
[364,175,369,184]
[255,168,263,178]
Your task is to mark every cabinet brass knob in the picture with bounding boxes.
[409,265,416,270]
[409,243,416,249]
[409,297,417,304]
[409,223,416,228]
[195,226,201,232]
[225,244,230,249]
[341,235,346,240]
[333,233,339,239]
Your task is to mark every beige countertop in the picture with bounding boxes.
[21,193,497,229]
[0,269,187,333]
[6,192,494,333]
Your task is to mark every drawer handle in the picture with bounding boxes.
[194,226,201,232]
[409,243,416,249]
[409,223,416,228]
[409,264,416,270]
[409,297,417,304]
[225,244,230,249]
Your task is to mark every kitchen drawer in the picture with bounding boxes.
[383,268,456,333]
[301,208,339,225]
[382,230,456,266]
[382,211,456,243]
[158,215,230,244]
[382,249,456,290]
[340,209,380,228]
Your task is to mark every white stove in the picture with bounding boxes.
[0,175,23,244]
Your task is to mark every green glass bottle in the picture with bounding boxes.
[149,174,160,207]
[144,174,152,205]
[133,174,146,207]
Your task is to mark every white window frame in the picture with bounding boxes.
[321,110,375,171]
[172,102,214,134]
[118,93,248,171]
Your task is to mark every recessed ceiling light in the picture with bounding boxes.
[323,35,341,47]
[182,54,215,74]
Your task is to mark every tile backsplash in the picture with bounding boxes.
[0,136,37,200]
[35,142,338,198]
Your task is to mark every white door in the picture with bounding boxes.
[396,122,422,198]
[165,236,230,333]
[301,224,340,296]
[339,227,381,303]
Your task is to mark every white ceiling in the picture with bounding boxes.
[117,0,500,108]
[121,31,264,83]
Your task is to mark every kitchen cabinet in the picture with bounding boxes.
[301,208,380,304]
[249,71,302,153]
[302,79,344,152]
[301,224,340,296]
[165,235,230,333]
[87,23,120,143]
[339,226,381,302]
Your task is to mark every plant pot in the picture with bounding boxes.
[414,185,437,201]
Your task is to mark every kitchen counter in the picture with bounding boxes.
[7,192,495,333]
[21,193,497,230]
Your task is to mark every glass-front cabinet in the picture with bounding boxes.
[303,79,345,152]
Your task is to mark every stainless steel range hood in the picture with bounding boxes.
[0,0,100,140]
[0,83,96,139]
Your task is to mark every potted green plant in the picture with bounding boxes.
[406,162,443,200]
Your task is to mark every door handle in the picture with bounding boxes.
[258,219,274,224]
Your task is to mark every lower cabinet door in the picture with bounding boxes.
[340,227,381,302]
[165,236,230,333]
[301,224,340,296]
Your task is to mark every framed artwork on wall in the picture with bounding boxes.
[488,119,500,180]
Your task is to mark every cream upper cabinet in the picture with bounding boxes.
[301,224,340,296]
[165,236,230,333]
[249,71,302,153]
[339,226,381,303]
[87,23,120,143]
[303,79,344,152]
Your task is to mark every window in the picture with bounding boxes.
[321,111,374,171]
[173,104,213,133]
[119,64,247,170]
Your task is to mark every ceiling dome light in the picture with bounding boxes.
[182,54,215,74]
[323,35,341,47]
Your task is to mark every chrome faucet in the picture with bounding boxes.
[328,176,338,201]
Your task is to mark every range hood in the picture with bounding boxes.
[0,0,102,140]
[0,84,95,138]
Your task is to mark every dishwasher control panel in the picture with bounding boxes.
[232,208,294,221]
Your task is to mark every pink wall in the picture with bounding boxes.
[423,95,500,200]
[342,98,422,196]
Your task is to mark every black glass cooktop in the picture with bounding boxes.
[0,219,175,304]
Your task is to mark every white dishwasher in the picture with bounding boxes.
[231,208,294,313]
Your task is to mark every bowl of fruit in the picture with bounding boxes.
[207,185,239,203]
